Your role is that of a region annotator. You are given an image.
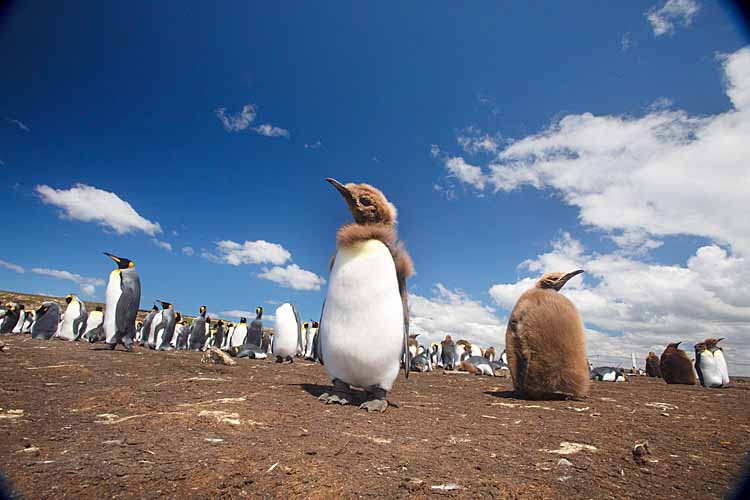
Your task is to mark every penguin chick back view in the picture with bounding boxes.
[660,342,697,385]
[505,270,590,399]
[272,303,302,363]
[318,178,414,413]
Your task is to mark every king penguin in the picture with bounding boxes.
[154,302,177,350]
[505,270,590,399]
[31,302,61,340]
[11,305,26,334]
[659,342,697,385]
[247,307,264,347]
[645,352,661,377]
[139,305,159,346]
[694,338,730,388]
[0,303,20,334]
[103,252,141,351]
[230,317,249,348]
[272,302,303,363]
[317,178,414,412]
[56,294,88,341]
[187,306,209,351]
[83,306,104,342]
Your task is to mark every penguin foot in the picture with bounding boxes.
[319,380,351,405]
[104,343,116,351]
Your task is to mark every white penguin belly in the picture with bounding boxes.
[84,311,103,334]
[57,301,81,340]
[231,325,247,347]
[304,329,317,357]
[602,371,616,382]
[321,240,403,391]
[12,311,25,333]
[699,352,723,387]
[104,272,121,343]
[273,304,299,358]
[714,349,730,386]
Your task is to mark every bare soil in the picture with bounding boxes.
[1,334,749,499]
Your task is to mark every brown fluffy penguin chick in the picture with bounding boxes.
[645,351,661,377]
[660,342,697,385]
[484,346,497,361]
[505,270,590,400]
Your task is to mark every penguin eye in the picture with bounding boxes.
[359,196,373,207]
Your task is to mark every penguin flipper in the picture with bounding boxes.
[115,287,135,336]
[291,303,303,355]
[395,250,412,380]
[73,317,87,341]
[316,300,325,366]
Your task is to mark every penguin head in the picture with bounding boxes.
[65,294,73,304]
[96,306,103,312]
[36,303,48,315]
[705,338,724,348]
[666,341,682,350]
[537,269,584,291]
[151,304,159,312]
[326,178,398,225]
[104,252,134,269]
[199,305,207,315]
[239,317,247,323]
[694,341,707,353]
[175,312,182,322]
[255,307,263,319]
[158,301,172,309]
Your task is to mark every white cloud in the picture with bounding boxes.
[216,104,257,132]
[206,240,291,266]
[4,117,29,132]
[218,310,254,319]
[254,124,290,138]
[457,126,500,155]
[0,259,25,273]
[181,246,195,256]
[646,0,700,36]
[152,239,172,252]
[35,183,161,236]
[258,264,325,291]
[304,140,321,150]
[435,47,750,256]
[489,233,750,375]
[410,284,506,349]
[31,267,105,297]
[621,32,632,52]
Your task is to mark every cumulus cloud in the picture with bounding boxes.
[435,47,750,256]
[409,284,506,349]
[215,104,257,132]
[258,264,326,291]
[646,0,700,36]
[181,246,195,256]
[35,183,161,236]
[489,233,750,374]
[0,259,25,273]
[152,239,172,252]
[31,267,105,297]
[254,124,290,138]
[457,126,500,155]
[205,240,291,266]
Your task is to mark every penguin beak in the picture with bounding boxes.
[103,252,121,264]
[717,338,725,343]
[326,178,356,205]
[561,269,584,284]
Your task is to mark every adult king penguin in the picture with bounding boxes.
[31,302,61,340]
[187,306,209,351]
[660,342,697,385]
[317,178,414,413]
[505,270,590,399]
[0,303,20,334]
[11,305,26,334]
[272,302,303,363]
[694,338,730,388]
[103,252,141,351]
[139,305,159,346]
[246,307,264,347]
[56,294,88,341]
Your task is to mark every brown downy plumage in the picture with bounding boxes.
[505,270,590,400]
[660,342,697,385]
[645,352,661,377]
[484,346,497,361]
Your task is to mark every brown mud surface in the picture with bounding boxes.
[1,335,749,499]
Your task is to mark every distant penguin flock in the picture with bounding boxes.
[0,179,736,416]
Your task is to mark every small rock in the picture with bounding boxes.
[201,347,236,366]
[557,458,573,467]
[633,441,651,465]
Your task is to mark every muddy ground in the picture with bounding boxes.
[1,335,748,499]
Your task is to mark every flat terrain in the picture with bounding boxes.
[1,335,748,499]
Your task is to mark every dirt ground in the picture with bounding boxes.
[1,335,748,499]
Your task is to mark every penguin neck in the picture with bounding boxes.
[336,222,397,249]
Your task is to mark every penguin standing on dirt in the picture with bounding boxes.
[212,320,226,349]
[186,306,208,351]
[317,178,414,413]
[154,303,177,350]
[56,294,88,341]
[505,270,590,399]
[694,339,730,388]
[272,302,303,363]
[303,321,319,360]
[138,305,159,346]
[82,306,104,342]
[645,352,661,378]
[246,307,264,347]
[441,336,457,370]
[20,310,35,333]
[31,302,61,340]
[11,305,26,334]
[659,342,697,385]
[147,302,167,349]
[0,303,20,334]
[103,252,141,350]
[230,317,249,348]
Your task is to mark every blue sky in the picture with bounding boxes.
[2,2,749,372]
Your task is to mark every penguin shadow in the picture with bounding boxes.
[295,383,371,405]
[484,390,581,402]
[484,390,518,400]
[89,346,135,352]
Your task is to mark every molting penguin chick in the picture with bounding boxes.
[645,352,661,378]
[505,270,590,399]
[318,178,414,413]
[103,252,141,351]
[659,342,697,385]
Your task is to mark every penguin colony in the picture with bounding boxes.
[0,179,734,416]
